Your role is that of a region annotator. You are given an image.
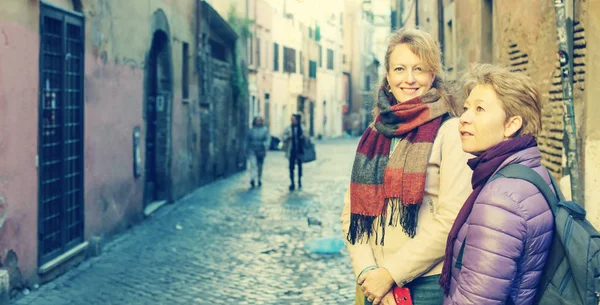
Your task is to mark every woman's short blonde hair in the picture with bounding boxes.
[462,63,542,137]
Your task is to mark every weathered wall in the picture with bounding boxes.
[0,0,42,284]
[0,0,213,285]
[444,0,598,227]
[79,0,206,232]
[450,0,564,178]
[582,0,600,226]
[79,0,147,239]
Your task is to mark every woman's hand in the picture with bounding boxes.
[358,267,395,305]
[380,290,396,305]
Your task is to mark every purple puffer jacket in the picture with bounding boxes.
[444,147,554,305]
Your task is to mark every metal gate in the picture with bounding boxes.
[38,3,85,265]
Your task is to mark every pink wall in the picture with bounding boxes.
[0,21,40,282]
[0,0,208,285]
[0,20,149,282]
[83,55,145,238]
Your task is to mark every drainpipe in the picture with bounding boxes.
[196,0,201,74]
[415,0,419,27]
[437,0,444,65]
[553,0,583,205]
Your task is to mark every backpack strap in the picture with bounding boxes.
[456,164,561,270]
[493,164,560,214]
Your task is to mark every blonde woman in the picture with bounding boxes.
[246,116,270,187]
[341,28,472,305]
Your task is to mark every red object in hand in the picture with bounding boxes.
[393,286,413,305]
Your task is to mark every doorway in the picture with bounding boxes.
[145,28,173,206]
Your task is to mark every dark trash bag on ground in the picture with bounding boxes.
[493,164,600,305]
[299,138,316,163]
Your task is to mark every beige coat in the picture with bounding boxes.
[341,118,473,286]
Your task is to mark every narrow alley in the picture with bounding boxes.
[12,138,359,305]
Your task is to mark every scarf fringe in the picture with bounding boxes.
[347,214,377,245]
[439,234,456,295]
[386,198,419,238]
[348,200,420,245]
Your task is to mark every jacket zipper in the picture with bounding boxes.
[564,216,574,249]
[559,270,573,293]
[558,216,574,293]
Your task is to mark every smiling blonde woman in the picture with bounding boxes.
[341,28,472,305]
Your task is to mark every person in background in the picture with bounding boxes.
[341,28,473,305]
[440,63,554,305]
[282,113,304,191]
[246,116,270,188]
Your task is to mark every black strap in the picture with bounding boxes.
[454,238,467,269]
[493,164,561,214]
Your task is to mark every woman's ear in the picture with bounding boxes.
[504,115,523,138]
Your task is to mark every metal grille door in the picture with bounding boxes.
[38,4,85,265]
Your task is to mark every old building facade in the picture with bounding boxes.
[344,0,379,135]
[0,0,247,286]
[394,0,600,227]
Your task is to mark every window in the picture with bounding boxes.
[182,42,189,99]
[327,48,334,70]
[249,38,253,65]
[256,38,261,67]
[274,43,279,71]
[283,47,296,73]
[309,60,317,78]
[445,20,455,71]
[315,25,321,41]
[299,51,304,74]
[318,45,322,67]
[365,75,371,91]
[210,39,226,61]
[482,0,493,63]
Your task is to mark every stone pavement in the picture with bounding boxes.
[13,137,360,305]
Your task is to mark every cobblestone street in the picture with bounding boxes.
[13,138,359,305]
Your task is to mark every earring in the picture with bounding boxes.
[388,87,392,92]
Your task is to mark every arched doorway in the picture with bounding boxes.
[144,10,173,208]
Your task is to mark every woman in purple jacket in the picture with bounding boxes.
[439,64,555,305]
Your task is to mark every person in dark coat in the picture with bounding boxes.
[439,63,555,305]
[282,113,305,191]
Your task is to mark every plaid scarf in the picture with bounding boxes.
[347,87,450,244]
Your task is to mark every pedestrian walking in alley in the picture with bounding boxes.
[341,28,473,305]
[246,116,270,188]
[282,113,306,191]
[440,64,554,305]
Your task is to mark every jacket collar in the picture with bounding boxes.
[489,146,543,178]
